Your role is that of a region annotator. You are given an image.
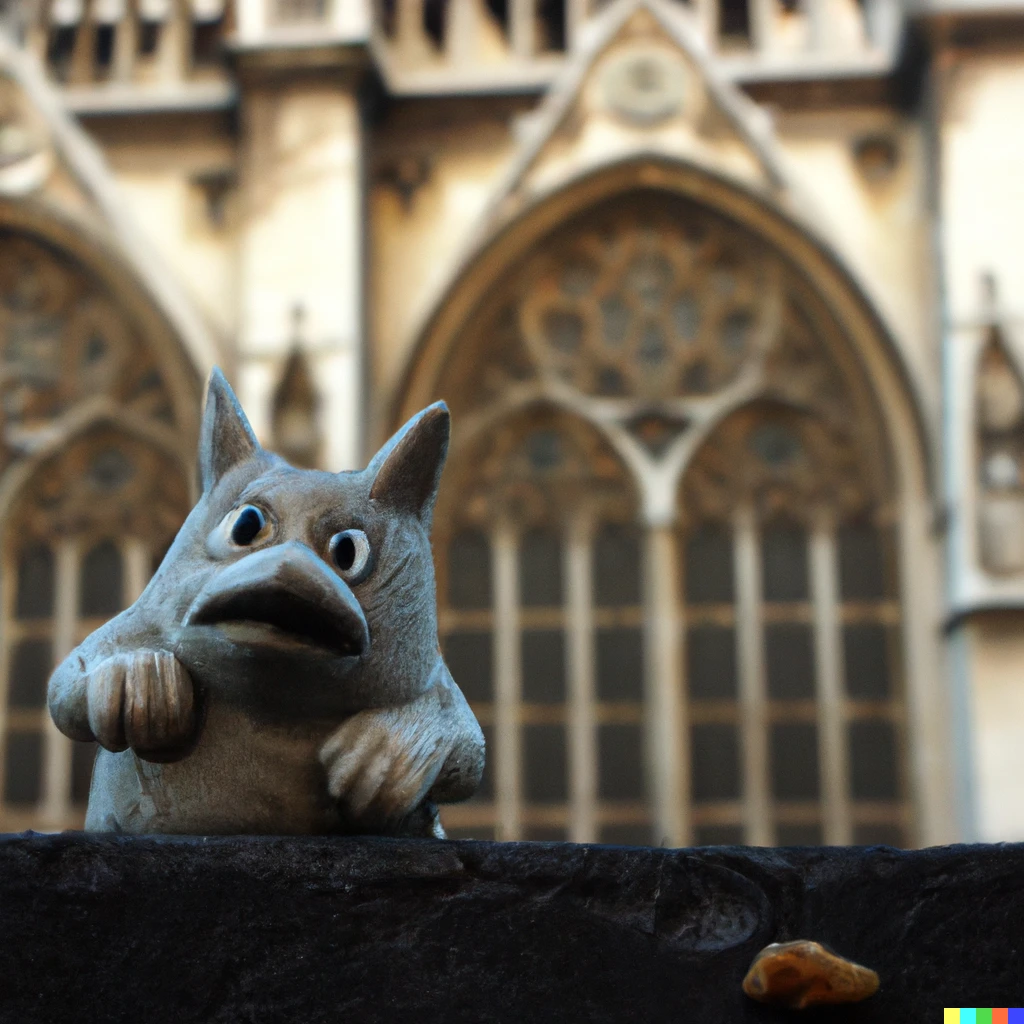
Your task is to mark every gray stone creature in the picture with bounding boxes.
[47,369,485,836]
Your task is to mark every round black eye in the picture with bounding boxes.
[230,505,265,546]
[330,529,371,581]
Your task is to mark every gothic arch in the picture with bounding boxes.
[394,161,953,846]
[0,210,200,831]
[391,157,931,503]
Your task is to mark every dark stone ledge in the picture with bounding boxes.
[0,834,1020,1023]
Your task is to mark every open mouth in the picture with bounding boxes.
[189,588,366,658]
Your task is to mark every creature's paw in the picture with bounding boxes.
[86,651,197,762]
[319,706,448,830]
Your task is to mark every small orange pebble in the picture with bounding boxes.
[742,939,880,1010]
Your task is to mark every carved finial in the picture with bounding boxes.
[742,940,880,1009]
[981,270,999,311]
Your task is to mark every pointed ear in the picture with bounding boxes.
[198,367,262,493]
[368,402,450,526]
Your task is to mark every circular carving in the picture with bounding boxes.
[517,205,780,402]
[0,230,176,438]
[601,48,687,126]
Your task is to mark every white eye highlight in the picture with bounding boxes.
[329,529,372,582]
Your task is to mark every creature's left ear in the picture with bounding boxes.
[368,402,450,527]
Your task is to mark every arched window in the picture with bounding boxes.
[0,230,195,832]
[425,190,909,846]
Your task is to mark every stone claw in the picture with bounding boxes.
[86,651,196,763]
[742,939,879,1009]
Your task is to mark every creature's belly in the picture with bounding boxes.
[85,703,340,835]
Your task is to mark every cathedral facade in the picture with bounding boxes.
[0,0,1019,846]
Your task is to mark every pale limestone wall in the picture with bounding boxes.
[370,123,517,415]
[90,121,237,349]
[111,172,236,340]
[776,110,938,421]
[941,53,1024,327]
[969,615,1024,840]
[236,84,363,471]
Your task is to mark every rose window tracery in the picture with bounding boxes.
[425,189,911,848]
[0,232,177,450]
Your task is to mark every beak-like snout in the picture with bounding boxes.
[183,541,370,657]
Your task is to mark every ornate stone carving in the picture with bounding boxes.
[438,405,636,533]
[47,370,485,836]
[8,425,189,546]
[518,204,780,403]
[975,328,1024,575]
[681,403,877,524]
[601,46,689,126]
[0,231,176,455]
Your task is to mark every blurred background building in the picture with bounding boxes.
[0,0,1019,847]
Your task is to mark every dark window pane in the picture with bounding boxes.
[519,530,562,607]
[79,541,123,616]
[687,625,737,699]
[471,724,494,802]
[691,723,741,801]
[761,524,808,602]
[765,623,816,700]
[523,826,567,842]
[443,632,492,704]
[4,731,42,804]
[16,545,54,619]
[849,721,899,800]
[595,627,644,701]
[523,725,567,803]
[843,624,893,699]
[444,826,495,841]
[776,823,823,846]
[8,640,52,709]
[521,629,565,704]
[694,824,744,846]
[852,823,904,847]
[770,723,820,800]
[448,531,491,609]
[685,525,734,603]
[838,524,890,600]
[599,823,652,846]
[71,741,97,806]
[593,525,641,607]
[598,724,645,800]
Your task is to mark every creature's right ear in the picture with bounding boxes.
[198,367,262,493]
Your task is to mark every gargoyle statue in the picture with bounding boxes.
[47,369,485,837]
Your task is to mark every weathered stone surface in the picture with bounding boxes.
[0,834,1020,1022]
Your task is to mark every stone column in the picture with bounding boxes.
[235,46,368,471]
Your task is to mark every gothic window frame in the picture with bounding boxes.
[394,171,947,847]
[0,222,199,833]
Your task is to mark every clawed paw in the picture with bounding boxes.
[319,707,447,829]
[86,651,197,762]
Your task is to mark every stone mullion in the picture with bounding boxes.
[642,524,687,847]
[492,523,522,841]
[40,539,79,830]
[565,517,596,843]
[735,507,771,846]
[810,517,852,844]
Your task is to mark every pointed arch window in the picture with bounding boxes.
[424,190,913,847]
[0,229,194,832]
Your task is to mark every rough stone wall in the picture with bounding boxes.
[0,833,1020,1022]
